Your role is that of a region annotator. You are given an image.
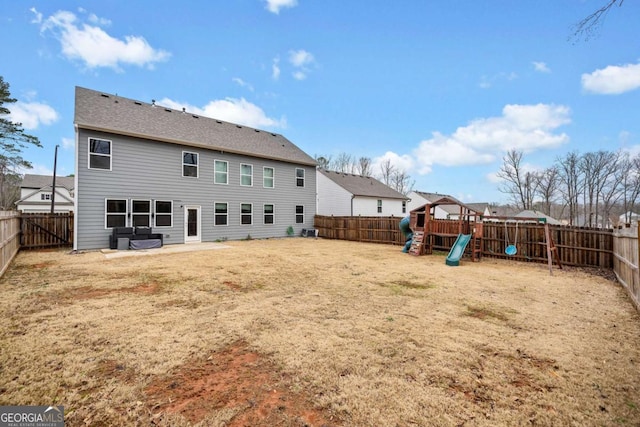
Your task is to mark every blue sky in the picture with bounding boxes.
[1,0,639,203]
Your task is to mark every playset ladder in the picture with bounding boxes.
[408,231,425,256]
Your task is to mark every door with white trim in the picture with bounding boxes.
[184,205,201,243]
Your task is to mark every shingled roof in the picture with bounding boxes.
[319,169,408,199]
[74,87,316,166]
[21,174,74,190]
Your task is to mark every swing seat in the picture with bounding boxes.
[505,245,517,256]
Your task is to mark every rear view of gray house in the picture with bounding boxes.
[74,87,317,250]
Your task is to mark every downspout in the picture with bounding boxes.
[351,194,355,216]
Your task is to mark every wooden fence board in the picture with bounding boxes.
[20,213,74,249]
[0,212,21,278]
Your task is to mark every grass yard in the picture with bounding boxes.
[1,238,639,426]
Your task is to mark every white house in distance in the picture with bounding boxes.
[407,191,490,219]
[317,169,409,216]
[15,174,75,213]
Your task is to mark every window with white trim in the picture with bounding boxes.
[89,138,111,170]
[240,164,253,186]
[155,200,173,227]
[295,205,304,224]
[402,201,407,214]
[263,167,274,188]
[214,202,228,226]
[377,199,382,214]
[264,204,274,224]
[131,200,151,227]
[40,193,51,201]
[241,203,252,225]
[183,152,198,177]
[105,199,127,228]
[295,168,305,187]
[214,160,228,184]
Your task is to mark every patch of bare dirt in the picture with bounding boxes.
[144,341,338,426]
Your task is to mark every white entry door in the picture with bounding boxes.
[184,205,201,243]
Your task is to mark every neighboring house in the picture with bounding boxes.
[466,203,492,218]
[515,210,562,225]
[316,169,409,216]
[15,174,75,213]
[74,87,317,250]
[619,211,640,226]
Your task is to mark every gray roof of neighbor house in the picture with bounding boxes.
[319,169,408,199]
[21,174,74,190]
[74,86,316,166]
[515,210,562,225]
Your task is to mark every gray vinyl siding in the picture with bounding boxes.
[76,129,316,250]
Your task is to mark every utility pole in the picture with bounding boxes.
[50,145,59,214]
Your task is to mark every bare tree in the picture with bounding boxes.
[535,166,560,216]
[496,150,538,210]
[572,0,625,41]
[619,152,640,225]
[357,157,373,177]
[0,161,21,209]
[390,169,415,195]
[556,151,582,225]
[315,155,331,170]
[331,152,355,173]
[378,158,394,186]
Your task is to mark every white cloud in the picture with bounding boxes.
[478,71,518,89]
[412,103,571,174]
[232,77,254,92]
[581,61,640,94]
[372,151,415,175]
[272,57,281,80]
[35,9,170,71]
[288,49,315,80]
[158,97,286,129]
[61,137,75,150]
[264,0,298,14]
[29,7,42,24]
[533,61,551,73]
[87,13,111,26]
[9,101,59,130]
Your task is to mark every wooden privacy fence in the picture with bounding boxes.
[612,227,640,311]
[314,215,614,269]
[20,212,74,249]
[0,211,21,277]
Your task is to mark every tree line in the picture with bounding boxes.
[315,153,415,195]
[498,149,640,227]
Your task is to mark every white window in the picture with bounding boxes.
[214,202,228,226]
[377,200,382,214]
[241,203,252,225]
[402,201,407,214]
[131,200,151,227]
[240,164,253,186]
[295,168,305,187]
[214,160,228,184]
[89,138,111,170]
[295,205,304,224]
[264,204,274,224]
[183,151,198,177]
[155,200,173,227]
[263,167,274,188]
[105,199,127,228]
[40,193,51,201]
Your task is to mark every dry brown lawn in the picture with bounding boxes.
[1,238,639,426]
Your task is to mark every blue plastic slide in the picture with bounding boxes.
[399,216,413,253]
[446,234,471,266]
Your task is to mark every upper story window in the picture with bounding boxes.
[214,160,228,184]
[41,193,51,201]
[240,164,253,186]
[263,167,274,188]
[377,199,383,214]
[295,168,305,187]
[89,138,111,170]
[183,152,198,177]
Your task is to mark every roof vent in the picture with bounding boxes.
[216,120,222,124]
[182,107,186,114]
[192,115,199,119]
[164,108,171,112]
[101,94,109,98]
[134,101,142,105]
[151,99,156,107]
[236,125,242,128]
[271,133,277,136]
[254,129,260,132]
